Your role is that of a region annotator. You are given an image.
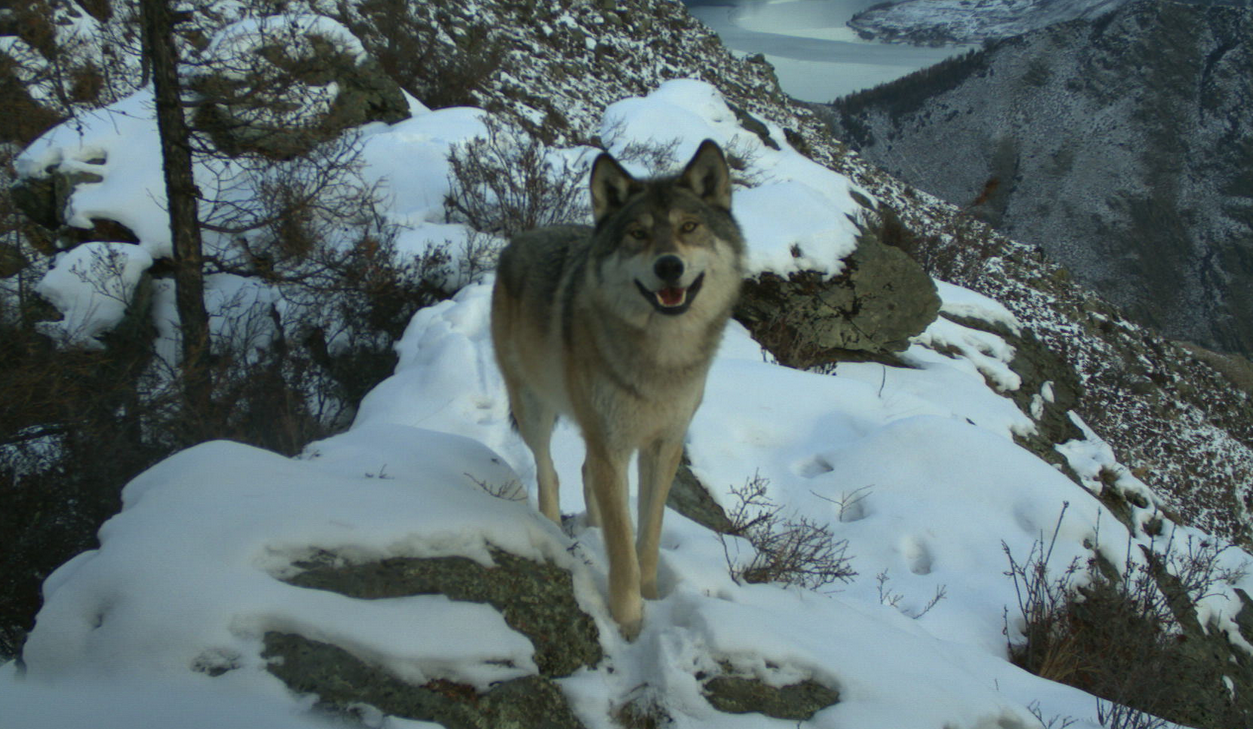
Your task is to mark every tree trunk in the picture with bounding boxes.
[139,0,211,419]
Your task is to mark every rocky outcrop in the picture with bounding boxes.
[262,544,844,727]
[266,547,600,727]
[735,214,941,369]
[283,547,602,675]
[701,673,839,720]
[264,633,586,729]
[942,310,1086,475]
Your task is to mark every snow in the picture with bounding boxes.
[935,279,1022,335]
[7,67,1248,729]
[35,242,154,349]
[16,91,172,259]
[603,79,865,277]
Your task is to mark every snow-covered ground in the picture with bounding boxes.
[683,0,971,101]
[3,20,1249,727]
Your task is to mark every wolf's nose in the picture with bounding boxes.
[654,254,684,284]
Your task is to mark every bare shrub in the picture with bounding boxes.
[719,473,856,590]
[847,193,999,280]
[1026,702,1077,729]
[601,123,765,188]
[1004,504,1252,728]
[608,132,682,178]
[2,112,453,661]
[875,570,947,618]
[445,117,591,238]
[457,229,505,286]
[722,136,767,188]
[1095,699,1169,729]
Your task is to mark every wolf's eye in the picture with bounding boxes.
[629,228,648,240]
[680,221,699,234]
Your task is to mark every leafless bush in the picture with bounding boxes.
[847,193,999,280]
[603,123,682,178]
[875,570,947,618]
[465,473,526,502]
[601,122,765,188]
[719,473,856,590]
[1026,702,1077,729]
[445,117,591,238]
[457,230,505,286]
[722,137,767,189]
[1095,699,1169,729]
[1004,504,1252,728]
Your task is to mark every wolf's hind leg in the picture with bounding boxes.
[637,437,684,601]
[582,462,602,527]
[511,388,561,523]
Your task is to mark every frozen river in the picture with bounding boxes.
[683,0,970,102]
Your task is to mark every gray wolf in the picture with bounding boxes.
[491,140,745,637]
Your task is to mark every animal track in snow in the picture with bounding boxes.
[796,455,835,478]
[900,536,933,575]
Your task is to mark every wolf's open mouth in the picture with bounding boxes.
[636,272,705,316]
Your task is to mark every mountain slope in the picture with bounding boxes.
[5,1,1253,727]
[829,0,1253,359]
[847,0,1251,44]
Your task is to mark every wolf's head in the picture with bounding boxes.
[588,140,745,320]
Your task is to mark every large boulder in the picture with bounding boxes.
[735,211,941,369]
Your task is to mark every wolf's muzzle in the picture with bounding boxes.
[635,272,705,316]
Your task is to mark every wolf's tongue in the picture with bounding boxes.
[658,287,686,307]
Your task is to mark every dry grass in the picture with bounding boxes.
[1004,504,1252,728]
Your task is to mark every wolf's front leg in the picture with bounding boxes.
[585,446,642,638]
[637,437,684,601]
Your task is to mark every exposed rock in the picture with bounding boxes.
[9,160,141,253]
[263,632,585,729]
[283,547,602,677]
[735,226,941,369]
[259,547,603,727]
[11,165,103,232]
[942,311,1085,476]
[701,673,839,721]
[666,457,734,535]
[0,243,28,277]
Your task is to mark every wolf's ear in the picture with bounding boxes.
[590,153,641,225]
[678,140,732,211]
